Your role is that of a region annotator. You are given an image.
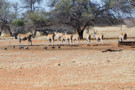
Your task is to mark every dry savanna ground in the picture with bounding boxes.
[0,26,135,90]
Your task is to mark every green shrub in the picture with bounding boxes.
[12,19,24,26]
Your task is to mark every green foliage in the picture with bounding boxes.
[82,12,93,18]
[50,0,94,17]
[11,19,24,26]
[26,11,48,23]
[24,10,49,28]
[56,0,72,10]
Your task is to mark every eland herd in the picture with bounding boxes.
[14,29,127,46]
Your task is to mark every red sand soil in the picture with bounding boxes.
[0,39,135,89]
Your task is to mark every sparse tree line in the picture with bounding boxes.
[0,0,134,39]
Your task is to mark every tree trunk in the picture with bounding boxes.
[77,23,88,39]
[0,27,3,36]
[0,29,2,36]
[78,30,84,39]
[30,0,33,12]
[7,27,12,36]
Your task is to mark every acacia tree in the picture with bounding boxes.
[11,18,24,33]
[20,0,43,12]
[48,0,97,39]
[101,0,132,30]
[23,10,52,35]
[11,2,20,19]
[48,0,134,39]
[0,0,14,36]
[48,0,115,39]
[20,0,49,33]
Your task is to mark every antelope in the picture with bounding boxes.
[61,34,66,45]
[119,32,127,42]
[47,33,54,46]
[85,30,91,46]
[62,33,73,46]
[93,30,104,45]
[54,32,63,45]
[15,32,34,46]
[72,34,80,45]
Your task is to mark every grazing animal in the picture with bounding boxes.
[54,32,63,45]
[15,33,33,46]
[65,33,73,46]
[62,33,72,46]
[61,34,66,45]
[93,30,104,45]
[85,31,91,46]
[72,34,80,45]
[47,33,54,46]
[119,32,127,42]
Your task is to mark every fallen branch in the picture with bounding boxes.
[102,49,122,53]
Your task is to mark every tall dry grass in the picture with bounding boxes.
[83,25,135,39]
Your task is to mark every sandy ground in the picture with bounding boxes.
[0,38,135,90]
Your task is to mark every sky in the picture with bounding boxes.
[7,0,50,11]
[7,0,101,12]
[6,0,135,17]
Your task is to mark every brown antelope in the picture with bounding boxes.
[119,32,127,42]
[61,34,66,45]
[72,34,80,45]
[47,33,54,46]
[15,32,34,46]
[54,32,63,45]
[63,33,73,46]
[85,30,91,46]
[93,30,104,45]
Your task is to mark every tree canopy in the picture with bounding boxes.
[11,18,24,26]
[47,0,134,38]
[0,0,134,37]
[20,0,43,12]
